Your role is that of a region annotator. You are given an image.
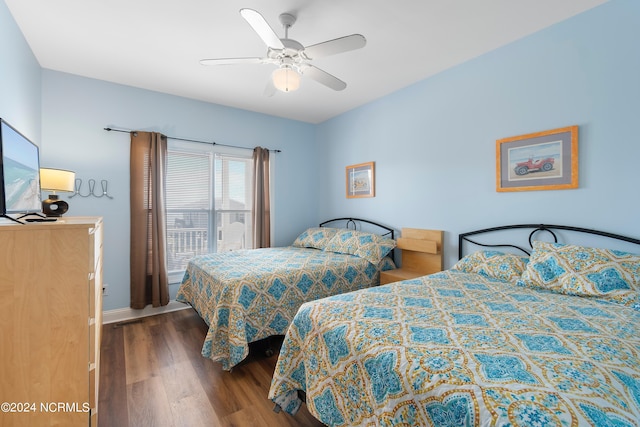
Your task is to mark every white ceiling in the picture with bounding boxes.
[6,0,607,124]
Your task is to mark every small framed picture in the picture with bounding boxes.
[346,161,375,198]
[496,126,578,192]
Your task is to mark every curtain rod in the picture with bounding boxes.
[103,127,282,153]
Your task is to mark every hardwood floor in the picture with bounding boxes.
[98,308,324,427]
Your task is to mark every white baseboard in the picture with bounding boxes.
[102,300,191,324]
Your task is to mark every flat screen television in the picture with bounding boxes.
[0,118,43,221]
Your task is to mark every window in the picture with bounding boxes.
[165,141,254,282]
[215,154,254,253]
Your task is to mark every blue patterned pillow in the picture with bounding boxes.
[517,241,640,307]
[292,227,339,250]
[324,229,396,264]
[453,251,529,282]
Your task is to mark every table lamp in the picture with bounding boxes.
[40,168,75,217]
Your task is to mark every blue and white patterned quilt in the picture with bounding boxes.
[269,269,640,426]
[176,246,394,370]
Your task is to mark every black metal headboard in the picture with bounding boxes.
[319,217,395,240]
[458,224,640,259]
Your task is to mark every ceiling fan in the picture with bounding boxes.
[200,9,366,94]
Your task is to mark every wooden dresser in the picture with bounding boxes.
[380,228,443,284]
[0,217,103,426]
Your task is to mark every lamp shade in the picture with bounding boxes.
[272,66,301,92]
[40,168,75,192]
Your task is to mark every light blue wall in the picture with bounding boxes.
[317,0,640,268]
[40,70,319,310]
[0,0,41,142]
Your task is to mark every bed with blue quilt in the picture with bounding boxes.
[269,224,640,426]
[176,218,396,371]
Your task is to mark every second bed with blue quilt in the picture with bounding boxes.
[176,225,396,370]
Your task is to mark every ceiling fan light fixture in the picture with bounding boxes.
[272,66,301,92]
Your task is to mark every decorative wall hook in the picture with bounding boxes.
[98,180,114,199]
[70,178,114,199]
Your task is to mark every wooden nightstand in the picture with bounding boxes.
[380,228,443,284]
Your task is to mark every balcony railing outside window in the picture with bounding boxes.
[166,209,252,275]
[166,209,209,274]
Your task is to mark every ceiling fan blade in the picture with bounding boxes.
[303,34,366,59]
[240,8,285,50]
[301,65,347,91]
[200,57,264,66]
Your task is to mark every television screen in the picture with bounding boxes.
[0,118,42,216]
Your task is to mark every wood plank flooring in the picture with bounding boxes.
[98,308,324,427]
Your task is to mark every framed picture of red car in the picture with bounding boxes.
[496,125,578,192]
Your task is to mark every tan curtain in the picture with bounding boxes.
[130,131,169,309]
[252,147,271,248]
